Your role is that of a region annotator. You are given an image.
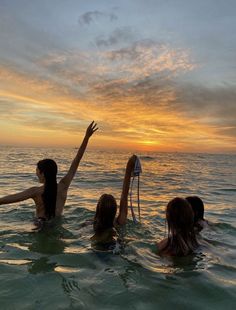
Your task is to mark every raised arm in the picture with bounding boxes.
[60,121,98,189]
[116,155,137,226]
[0,187,41,205]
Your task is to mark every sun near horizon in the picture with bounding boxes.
[0,1,235,154]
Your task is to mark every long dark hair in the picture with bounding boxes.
[37,159,58,220]
[93,194,117,233]
[186,196,204,224]
[163,197,199,256]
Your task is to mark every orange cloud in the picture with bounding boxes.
[0,41,235,153]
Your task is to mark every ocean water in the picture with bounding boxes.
[0,147,235,309]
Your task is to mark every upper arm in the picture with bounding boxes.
[59,160,81,190]
[59,137,89,189]
[60,122,98,189]
[0,187,41,205]
[59,170,74,190]
[116,195,129,226]
[117,155,137,225]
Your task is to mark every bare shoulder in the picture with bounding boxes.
[57,181,68,195]
[157,239,174,256]
[28,186,44,197]
[58,177,68,190]
[157,238,168,251]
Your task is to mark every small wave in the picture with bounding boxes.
[82,161,96,167]
[62,278,80,293]
[140,156,155,161]
[218,188,236,192]
[211,222,236,233]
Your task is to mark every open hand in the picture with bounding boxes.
[86,121,98,138]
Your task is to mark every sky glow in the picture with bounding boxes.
[0,0,235,152]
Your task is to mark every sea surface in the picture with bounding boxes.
[0,147,235,309]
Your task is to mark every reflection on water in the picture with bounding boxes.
[28,229,66,255]
[55,266,80,273]
[0,148,235,309]
[28,257,56,274]
[0,259,31,266]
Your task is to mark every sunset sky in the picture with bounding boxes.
[0,0,235,152]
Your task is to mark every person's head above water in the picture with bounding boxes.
[93,194,117,233]
[185,196,204,224]
[162,197,198,256]
[37,159,58,182]
[166,197,194,233]
[37,159,58,219]
[186,196,206,232]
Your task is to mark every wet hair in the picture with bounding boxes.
[162,197,199,256]
[93,194,117,233]
[186,196,204,224]
[37,159,58,220]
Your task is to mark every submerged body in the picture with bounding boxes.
[20,178,73,218]
[158,197,199,257]
[0,122,98,221]
[186,196,209,232]
[90,155,137,247]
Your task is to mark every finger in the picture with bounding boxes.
[93,127,99,133]
[92,122,97,129]
[89,120,94,128]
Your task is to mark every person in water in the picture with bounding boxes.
[90,154,137,248]
[0,121,98,226]
[157,197,199,256]
[186,196,208,232]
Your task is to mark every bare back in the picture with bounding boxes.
[31,181,70,218]
[0,121,98,219]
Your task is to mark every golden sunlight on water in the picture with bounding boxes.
[8,243,29,251]
[0,259,31,265]
[0,148,235,309]
[55,266,81,273]
[63,247,89,254]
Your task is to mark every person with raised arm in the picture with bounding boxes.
[0,121,98,227]
[90,154,137,250]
